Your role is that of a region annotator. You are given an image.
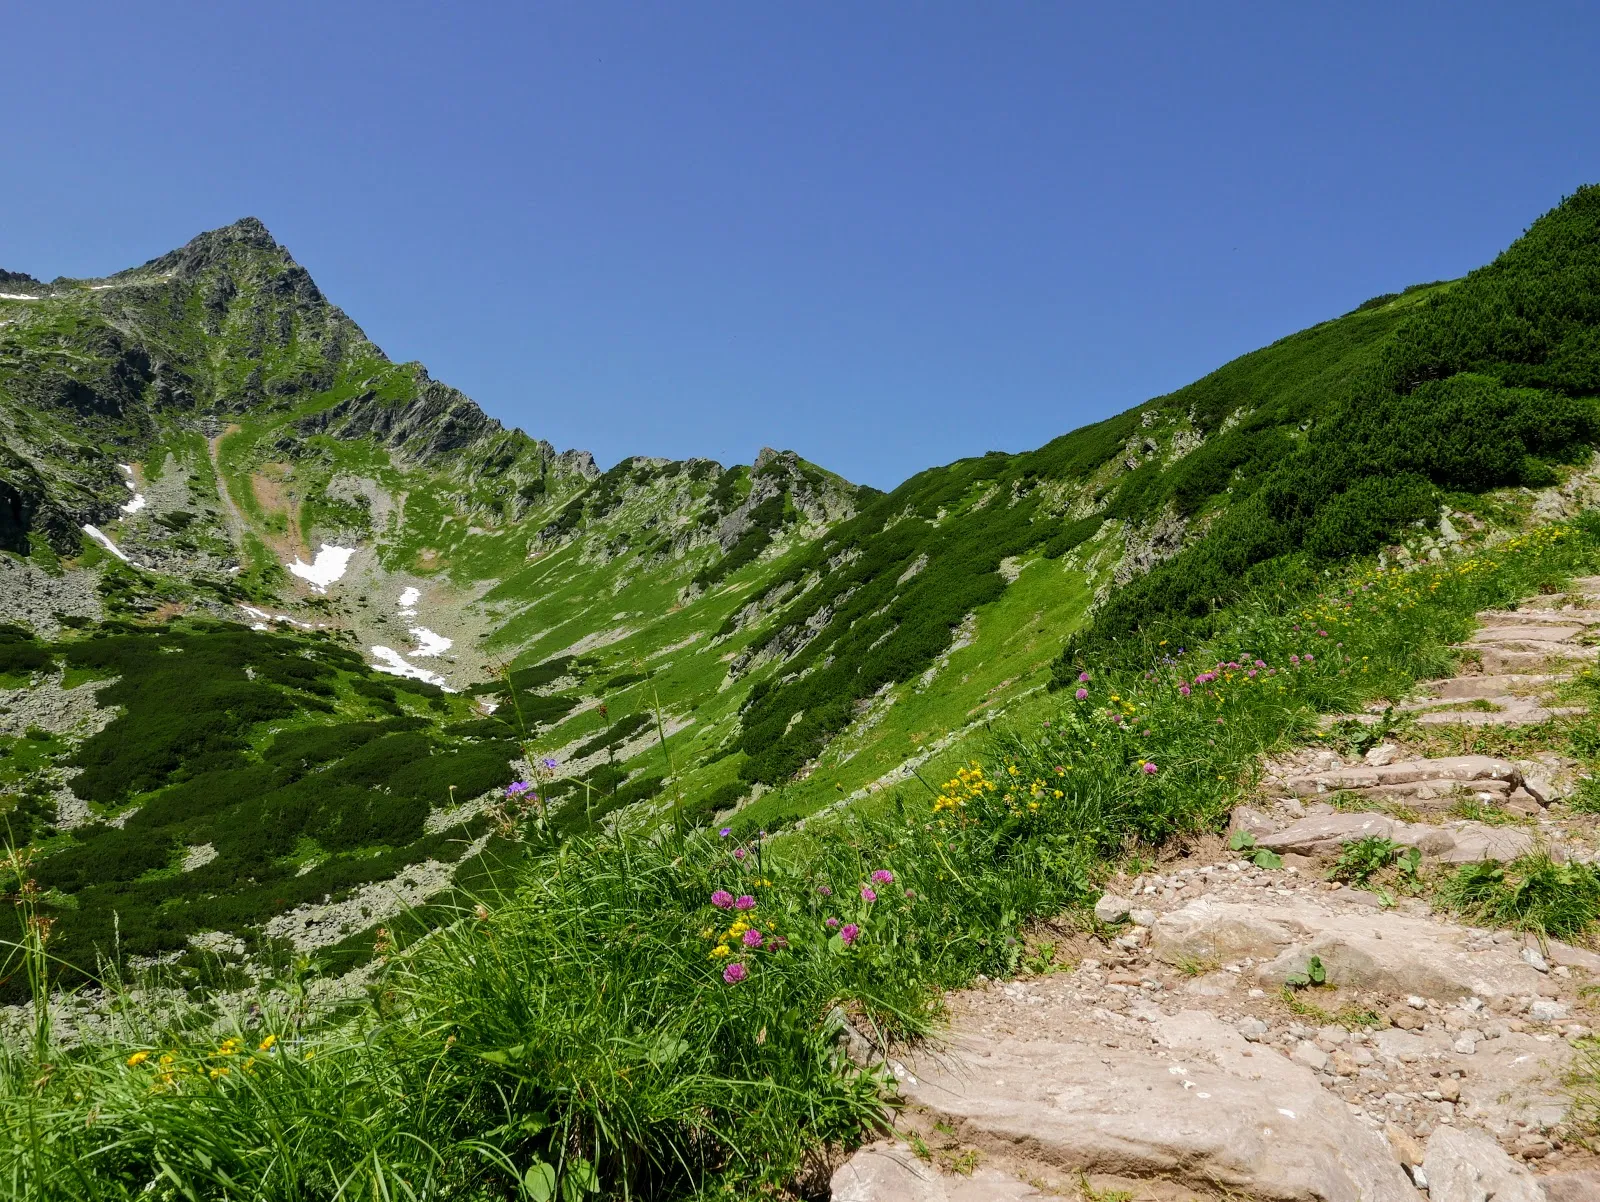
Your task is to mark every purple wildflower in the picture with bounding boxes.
[871,870,895,885]
[742,929,763,948]
[1303,653,1314,663]
[1289,654,1300,665]
[825,917,840,929]
[710,890,735,910]
[1075,688,1088,700]
[723,962,747,984]
[719,828,732,838]
[505,781,534,798]
[817,885,833,897]
[541,757,559,771]
[733,848,747,861]
[840,923,860,946]
[1078,671,1091,683]
[1254,659,1265,668]
[734,895,756,911]
[1141,762,1158,775]
[861,886,877,903]
[1179,684,1191,697]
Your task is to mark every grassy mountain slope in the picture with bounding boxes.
[4,192,1600,1009]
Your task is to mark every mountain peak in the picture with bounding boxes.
[130,216,292,281]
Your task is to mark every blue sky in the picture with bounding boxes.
[5,3,1599,489]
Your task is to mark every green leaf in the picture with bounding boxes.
[523,1161,556,1202]
[1285,971,1309,988]
[564,1157,600,1195]
[1252,848,1283,870]
[1228,830,1257,851]
[1307,955,1326,986]
[647,1034,688,1067]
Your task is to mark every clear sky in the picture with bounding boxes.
[5,3,1599,489]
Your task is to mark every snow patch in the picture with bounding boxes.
[82,525,132,563]
[407,627,452,657]
[370,646,456,691]
[398,586,420,615]
[239,604,316,630]
[121,493,147,514]
[287,543,355,592]
[0,293,41,301]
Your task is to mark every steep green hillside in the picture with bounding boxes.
[4,191,1600,1004]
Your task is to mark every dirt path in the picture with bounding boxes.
[834,580,1600,1201]
[206,426,248,551]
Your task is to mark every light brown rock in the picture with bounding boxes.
[1421,1124,1544,1202]
[1152,897,1545,1001]
[1540,1169,1600,1202]
[1383,1122,1425,1166]
[898,1010,1415,1202]
[1282,755,1522,797]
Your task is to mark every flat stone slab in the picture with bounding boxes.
[831,1142,1043,1201]
[1282,755,1521,797]
[1422,1124,1544,1202]
[1468,626,1588,645]
[1475,646,1595,673]
[1426,673,1567,700]
[897,1010,1415,1202]
[1256,811,1537,863]
[1150,896,1547,1000]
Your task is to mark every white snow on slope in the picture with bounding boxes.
[117,464,147,513]
[0,293,41,301]
[398,586,420,615]
[370,646,456,691]
[238,604,316,630]
[287,544,355,592]
[408,627,452,657]
[82,525,132,563]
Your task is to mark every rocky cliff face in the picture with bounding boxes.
[0,219,595,554]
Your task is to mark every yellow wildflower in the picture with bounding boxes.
[126,1050,150,1068]
[258,1034,277,1052]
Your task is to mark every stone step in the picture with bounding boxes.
[1256,810,1541,862]
[1282,754,1521,797]
[1469,645,1595,674]
[1343,778,1513,810]
[1413,704,1585,728]
[1150,893,1548,1000]
[1422,673,1567,700]
[1467,625,1589,645]
[1475,609,1600,627]
[888,1010,1417,1202]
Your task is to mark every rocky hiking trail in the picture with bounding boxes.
[832,579,1600,1202]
